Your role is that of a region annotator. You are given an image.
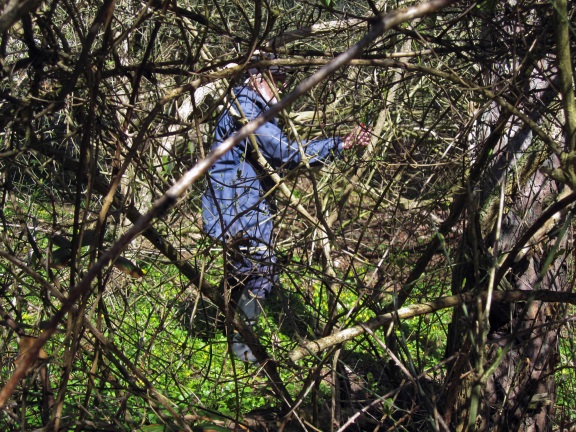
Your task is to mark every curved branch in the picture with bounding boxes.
[494,191,576,286]
[0,251,194,431]
[0,0,41,33]
[289,289,576,362]
[281,57,563,156]
[264,16,366,50]
[0,0,457,408]
[553,0,576,151]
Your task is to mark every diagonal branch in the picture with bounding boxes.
[264,16,366,50]
[0,250,194,431]
[0,0,457,408]
[0,0,42,33]
[289,289,576,362]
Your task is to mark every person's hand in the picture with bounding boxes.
[343,125,371,149]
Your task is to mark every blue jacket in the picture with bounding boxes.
[202,85,343,248]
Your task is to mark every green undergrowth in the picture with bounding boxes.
[2,201,575,431]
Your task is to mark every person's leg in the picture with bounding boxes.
[231,290,265,363]
[231,241,277,362]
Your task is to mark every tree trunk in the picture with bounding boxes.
[443,4,569,430]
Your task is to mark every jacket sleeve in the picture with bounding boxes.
[236,91,343,169]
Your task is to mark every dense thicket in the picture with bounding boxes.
[1,0,575,431]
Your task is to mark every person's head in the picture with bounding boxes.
[248,51,287,77]
[246,51,288,101]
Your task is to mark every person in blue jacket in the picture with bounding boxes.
[202,64,370,362]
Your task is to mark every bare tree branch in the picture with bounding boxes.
[289,289,576,362]
[0,0,457,409]
[0,0,42,33]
